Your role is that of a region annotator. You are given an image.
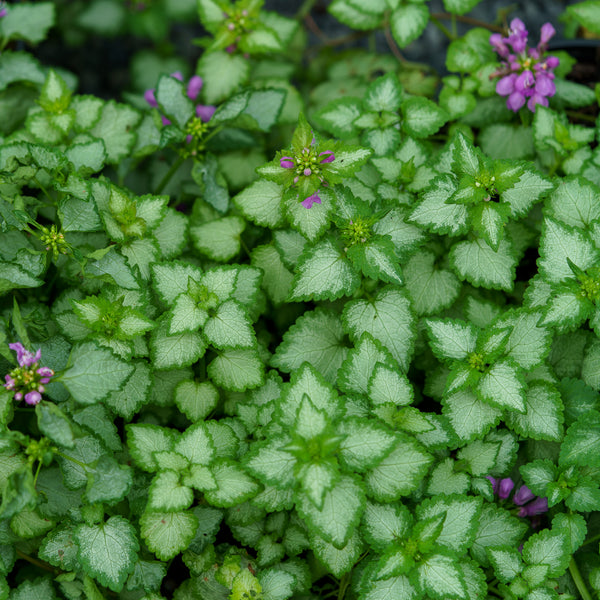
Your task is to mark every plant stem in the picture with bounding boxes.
[154,154,185,195]
[16,549,59,574]
[296,0,317,20]
[430,12,504,33]
[569,557,594,600]
[429,14,455,40]
[337,572,351,600]
[55,451,90,471]
[384,25,406,63]
[33,459,43,487]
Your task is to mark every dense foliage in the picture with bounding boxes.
[3,0,600,598]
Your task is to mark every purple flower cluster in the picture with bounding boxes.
[4,342,54,406]
[490,19,559,112]
[280,147,335,208]
[487,476,548,518]
[144,72,216,126]
[0,2,7,19]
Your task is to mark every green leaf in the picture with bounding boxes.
[314,98,361,138]
[365,73,403,112]
[233,179,284,229]
[547,176,600,229]
[0,3,55,44]
[522,528,571,578]
[538,217,600,283]
[347,237,403,285]
[426,318,478,363]
[204,300,255,349]
[404,251,461,316]
[86,456,133,505]
[251,244,294,305]
[75,516,139,592]
[417,552,467,600]
[297,475,365,548]
[311,529,364,578]
[362,501,412,552]
[471,504,527,566]
[126,424,175,472]
[104,360,152,421]
[207,347,265,391]
[505,382,564,441]
[155,74,194,129]
[272,308,348,384]
[443,0,483,16]
[390,4,429,48]
[487,546,522,584]
[343,287,416,371]
[197,51,250,104]
[151,261,203,305]
[61,341,134,405]
[443,389,502,442]
[364,435,433,502]
[402,97,448,138]
[9,578,57,600]
[337,332,395,397]
[559,410,600,468]
[477,358,526,413]
[290,238,360,302]
[204,459,259,507]
[35,402,75,448]
[456,440,500,477]
[244,436,296,489]
[39,525,80,571]
[410,175,467,236]
[427,458,470,496]
[174,380,218,422]
[338,418,397,472]
[140,510,198,561]
[567,1,600,34]
[501,167,554,218]
[147,471,193,512]
[149,316,207,370]
[450,238,518,291]
[369,363,413,407]
[520,459,557,497]
[329,0,382,30]
[89,101,141,164]
[191,216,245,262]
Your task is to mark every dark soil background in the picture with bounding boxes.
[31,0,591,99]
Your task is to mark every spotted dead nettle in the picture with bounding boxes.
[490,19,559,112]
[4,342,54,405]
[279,145,335,208]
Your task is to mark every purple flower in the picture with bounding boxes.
[518,497,548,517]
[319,150,335,164]
[498,478,515,499]
[301,192,322,209]
[4,343,54,406]
[280,156,295,169]
[513,485,536,505]
[144,72,216,129]
[9,343,41,368]
[490,20,559,113]
[0,3,8,18]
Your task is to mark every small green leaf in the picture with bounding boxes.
[207,347,265,391]
[155,74,194,129]
[140,510,198,561]
[417,552,467,600]
[365,73,403,112]
[204,459,259,507]
[343,287,416,371]
[147,471,193,512]
[390,4,429,48]
[443,389,502,443]
[204,300,255,349]
[197,51,250,104]
[290,238,360,302]
[522,528,571,578]
[86,456,132,505]
[234,179,284,229]
[272,308,348,385]
[174,380,218,422]
[402,97,448,138]
[149,316,207,370]
[75,516,139,593]
[61,341,134,405]
[450,238,518,291]
[35,402,75,448]
[477,359,526,414]
[191,216,245,262]
[426,318,478,363]
[0,3,55,44]
[560,410,600,468]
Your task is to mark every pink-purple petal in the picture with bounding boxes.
[280,157,295,169]
[24,390,42,405]
[496,74,516,96]
[318,150,335,163]
[513,485,535,505]
[301,192,322,209]
[540,23,556,44]
[498,478,515,499]
[506,91,526,112]
[196,104,216,122]
[144,89,158,108]
[187,75,203,101]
